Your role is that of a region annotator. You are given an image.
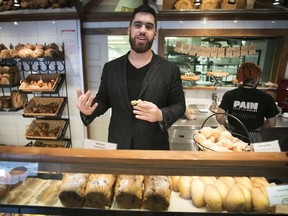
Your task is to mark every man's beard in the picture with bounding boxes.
[129,34,153,53]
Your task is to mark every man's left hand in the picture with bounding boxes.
[133,101,163,122]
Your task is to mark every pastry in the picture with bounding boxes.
[58,173,89,207]
[200,0,218,10]
[85,174,116,209]
[143,176,171,210]
[114,175,144,209]
[131,99,142,106]
[174,0,195,10]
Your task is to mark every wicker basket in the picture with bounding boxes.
[19,74,60,92]
[25,119,65,139]
[193,113,251,152]
[23,97,64,117]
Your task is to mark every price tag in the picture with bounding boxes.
[84,139,117,150]
[266,185,288,205]
[251,140,281,152]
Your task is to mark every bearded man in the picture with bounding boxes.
[76,4,185,150]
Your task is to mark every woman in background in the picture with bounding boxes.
[216,62,279,143]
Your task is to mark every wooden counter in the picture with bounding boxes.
[0,146,287,178]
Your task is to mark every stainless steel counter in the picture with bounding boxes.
[170,104,288,130]
[168,104,288,151]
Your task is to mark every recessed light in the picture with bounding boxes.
[228,0,236,4]
[194,0,202,6]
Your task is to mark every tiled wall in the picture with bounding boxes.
[0,19,287,148]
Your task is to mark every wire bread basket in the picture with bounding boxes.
[193,113,251,152]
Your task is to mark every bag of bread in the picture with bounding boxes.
[11,91,26,109]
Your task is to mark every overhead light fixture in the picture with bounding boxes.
[194,0,202,6]
[273,0,280,5]
[228,0,237,4]
[13,0,20,7]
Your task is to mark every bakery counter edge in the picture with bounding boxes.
[0,146,287,178]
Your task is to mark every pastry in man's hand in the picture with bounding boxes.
[131,99,142,106]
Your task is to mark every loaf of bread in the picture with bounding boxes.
[85,174,116,209]
[114,175,144,209]
[58,173,89,207]
[143,176,171,210]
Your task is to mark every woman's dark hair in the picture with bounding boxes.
[130,4,157,28]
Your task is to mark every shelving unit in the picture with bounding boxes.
[0,44,72,148]
[166,52,243,87]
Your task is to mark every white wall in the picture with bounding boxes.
[0,19,287,148]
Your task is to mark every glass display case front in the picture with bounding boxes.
[0,146,287,215]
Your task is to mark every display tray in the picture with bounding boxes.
[0,177,287,214]
[32,140,67,148]
[19,74,61,92]
[22,97,64,117]
[25,119,65,139]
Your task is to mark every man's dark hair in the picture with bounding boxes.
[130,4,157,28]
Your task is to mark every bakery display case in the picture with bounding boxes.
[0,146,287,215]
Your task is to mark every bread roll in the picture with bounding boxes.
[236,183,253,212]
[174,0,195,10]
[214,179,229,203]
[114,175,144,209]
[143,176,171,210]
[178,176,192,199]
[224,184,245,212]
[85,174,116,209]
[199,176,215,185]
[58,173,89,207]
[204,184,223,212]
[170,176,180,192]
[250,177,269,187]
[190,178,206,208]
[251,186,269,213]
[234,177,252,191]
[200,0,218,10]
[218,176,234,188]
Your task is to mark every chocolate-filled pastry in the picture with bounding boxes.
[46,42,59,50]
[59,173,89,207]
[10,49,19,58]
[0,43,8,51]
[24,43,36,50]
[1,50,12,59]
[114,175,144,209]
[35,44,46,50]
[15,43,25,51]
[85,174,116,209]
[33,48,45,58]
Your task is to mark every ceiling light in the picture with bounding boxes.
[273,0,280,5]
[228,0,236,4]
[13,0,20,7]
[194,0,202,6]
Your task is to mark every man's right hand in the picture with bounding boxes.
[76,88,98,116]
